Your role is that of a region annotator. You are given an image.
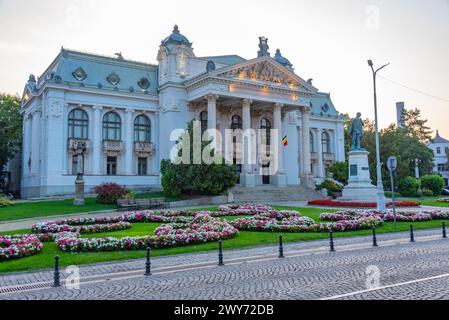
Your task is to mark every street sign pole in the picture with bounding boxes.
[387,156,398,231]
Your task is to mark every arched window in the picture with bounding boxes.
[68,108,88,139]
[322,131,331,153]
[310,131,315,152]
[231,115,242,130]
[103,112,121,140]
[200,111,208,135]
[261,118,271,146]
[134,115,151,142]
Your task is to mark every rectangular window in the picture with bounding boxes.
[107,157,117,176]
[438,164,446,172]
[437,147,441,155]
[138,158,147,176]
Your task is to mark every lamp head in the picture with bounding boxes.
[367,60,373,67]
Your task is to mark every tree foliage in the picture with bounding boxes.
[161,120,238,198]
[0,94,22,171]
[403,108,433,143]
[328,161,349,185]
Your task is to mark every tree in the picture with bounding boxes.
[0,94,22,171]
[161,120,238,197]
[403,108,433,143]
[328,161,349,185]
[357,119,434,188]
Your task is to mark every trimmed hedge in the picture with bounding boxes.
[421,175,445,196]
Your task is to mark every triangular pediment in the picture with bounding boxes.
[213,56,318,94]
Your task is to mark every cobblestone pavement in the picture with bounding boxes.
[1,228,449,300]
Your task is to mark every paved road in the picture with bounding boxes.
[2,229,449,300]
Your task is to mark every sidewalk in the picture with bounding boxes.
[0,227,445,289]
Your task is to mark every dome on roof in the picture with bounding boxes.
[274,49,293,68]
[162,25,192,46]
[433,130,449,144]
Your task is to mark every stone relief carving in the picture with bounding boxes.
[49,101,62,118]
[222,61,300,87]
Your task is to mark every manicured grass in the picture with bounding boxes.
[0,206,447,274]
[385,192,449,208]
[0,192,176,222]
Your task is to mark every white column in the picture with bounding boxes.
[92,106,103,175]
[206,94,219,150]
[241,99,255,187]
[301,107,312,185]
[124,109,135,175]
[22,114,32,177]
[273,103,287,187]
[273,103,284,173]
[316,128,325,179]
[30,110,41,176]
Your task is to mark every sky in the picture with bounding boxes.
[1,0,448,137]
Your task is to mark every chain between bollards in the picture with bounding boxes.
[329,230,335,252]
[278,235,285,258]
[372,227,378,247]
[443,222,447,239]
[53,256,60,287]
[410,224,415,243]
[145,247,152,276]
[218,240,224,266]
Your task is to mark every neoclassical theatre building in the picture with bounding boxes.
[20,25,346,198]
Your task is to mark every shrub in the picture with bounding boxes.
[161,120,238,197]
[94,183,127,204]
[327,162,349,185]
[316,179,343,193]
[421,175,445,196]
[421,188,434,197]
[398,176,420,197]
[0,196,14,208]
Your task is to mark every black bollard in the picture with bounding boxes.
[279,235,285,258]
[218,240,224,266]
[145,247,152,276]
[410,224,415,243]
[443,222,447,239]
[372,227,378,247]
[53,256,60,287]
[329,230,335,252]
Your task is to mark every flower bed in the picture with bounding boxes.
[0,235,43,261]
[233,209,382,233]
[216,204,274,216]
[55,214,239,253]
[32,219,132,235]
[308,199,420,208]
[320,209,449,223]
[437,198,449,203]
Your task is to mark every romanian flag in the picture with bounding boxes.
[282,135,288,147]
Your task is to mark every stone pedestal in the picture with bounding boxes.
[272,172,287,188]
[340,150,378,202]
[240,173,255,188]
[74,174,85,206]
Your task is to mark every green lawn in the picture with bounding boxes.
[0,206,447,274]
[0,192,176,222]
[384,192,449,208]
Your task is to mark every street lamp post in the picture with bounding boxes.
[368,59,390,211]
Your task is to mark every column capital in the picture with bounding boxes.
[242,99,253,107]
[205,93,219,102]
[301,106,312,113]
[274,103,284,109]
[93,105,103,111]
[125,108,136,115]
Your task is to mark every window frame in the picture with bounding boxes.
[103,112,122,141]
[134,115,151,143]
[68,108,89,139]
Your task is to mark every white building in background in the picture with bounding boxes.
[429,130,449,187]
[20,25,346,199]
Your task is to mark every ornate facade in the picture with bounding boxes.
[20,25,346,198]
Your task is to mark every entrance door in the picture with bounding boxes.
[262,162,270,185]
[234,159,242,184]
